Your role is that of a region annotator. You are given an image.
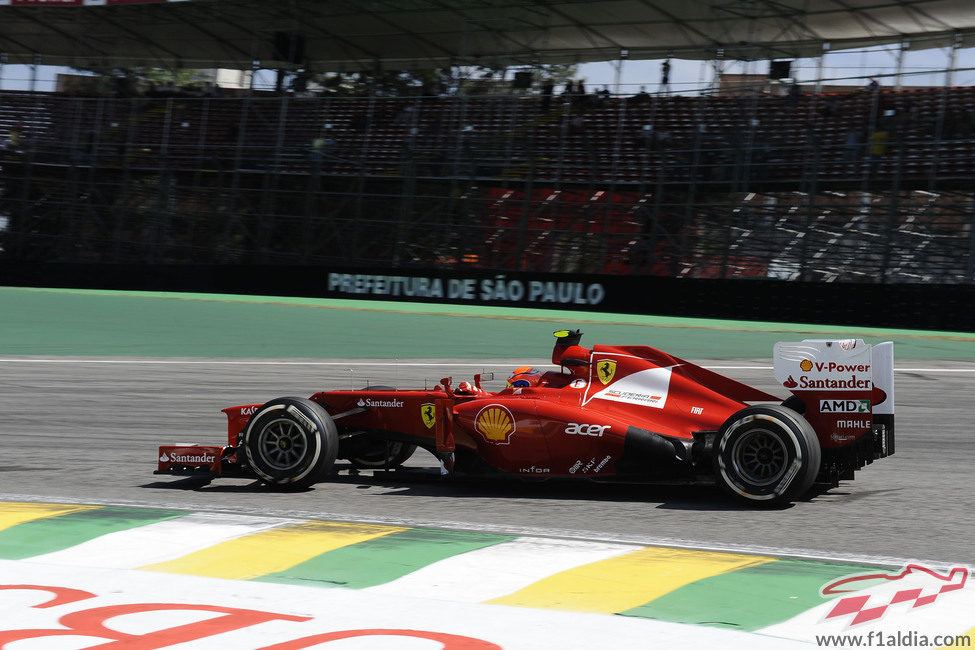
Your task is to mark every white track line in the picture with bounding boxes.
[363,536,636,602]
[26,513,293,569]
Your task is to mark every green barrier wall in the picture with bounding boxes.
[3,287,974,360]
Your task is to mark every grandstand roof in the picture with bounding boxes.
[1,0,974,70]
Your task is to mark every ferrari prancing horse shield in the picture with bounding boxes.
[596,359,617,384]
[421,403,436,429]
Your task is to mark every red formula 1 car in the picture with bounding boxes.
[156,330,895,504]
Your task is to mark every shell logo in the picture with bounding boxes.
[475,404,517,444]
[800,359,814,372]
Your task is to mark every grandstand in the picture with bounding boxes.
[2,0,975,303]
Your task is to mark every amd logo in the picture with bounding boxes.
[820,399,870,413]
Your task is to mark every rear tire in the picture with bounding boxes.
[713,404,820,505]
[241,397,337,489]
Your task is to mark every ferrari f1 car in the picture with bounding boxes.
[156,330,894,504]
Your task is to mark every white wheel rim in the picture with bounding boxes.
[257,417,307,470]
[731,428,788,487]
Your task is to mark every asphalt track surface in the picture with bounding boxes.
[2,356,972,567]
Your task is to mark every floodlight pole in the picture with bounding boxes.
[613,48,627,96]
[815,42,828,94]
[894,40,907,90]
[945,32,961,88]
[29,53,39,93]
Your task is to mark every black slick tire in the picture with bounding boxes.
[240,397,338,489]
[713,404,821,505]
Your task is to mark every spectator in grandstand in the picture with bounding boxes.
[958,110,975,140]
[2,122,23,152]
[660,59,671,94]
[569,113,586,136]
[751,138,772,180]
[540,79,554,112]
[569,80,591,109]
[392,104,415,126]
[891,106,913,140]
[866,77,879,92]
[787,81,801,103]
[942,109,967,140]
[310,130,336,168]
[636,124,655,150]
[630,86,651,105]
[83,129,98,163]
[819,96,839,118]
[289,71,309,96]
[843,127,862,169]
[868,125,888,175]
[350,112,370,133]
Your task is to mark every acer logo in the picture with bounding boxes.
[565,422,609,436]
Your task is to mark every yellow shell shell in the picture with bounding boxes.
[477,406,514,442]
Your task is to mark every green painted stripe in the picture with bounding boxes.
[7,286,975,340]
[0,506,186,560]
[619,558,878,631]
[1,286,970,359]
[253,527,517,589]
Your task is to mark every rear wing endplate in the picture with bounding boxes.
[773,339,894,449]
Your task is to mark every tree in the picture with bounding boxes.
[312,63,579,97]
[68,64,212,96]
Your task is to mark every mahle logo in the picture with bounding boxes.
[820,399,870,413]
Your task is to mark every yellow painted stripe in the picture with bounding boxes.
[487,546,776,613]
[140,521,408,579]
[0,502,100,533]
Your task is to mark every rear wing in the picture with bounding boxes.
[773,339,894,452]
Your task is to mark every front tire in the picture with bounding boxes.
[240,397,338,489]
[713,404,821,505]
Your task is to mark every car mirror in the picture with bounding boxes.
[474,372,494,390]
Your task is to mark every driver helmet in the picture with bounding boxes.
[456,381,478,394]
[506,366,542,388]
